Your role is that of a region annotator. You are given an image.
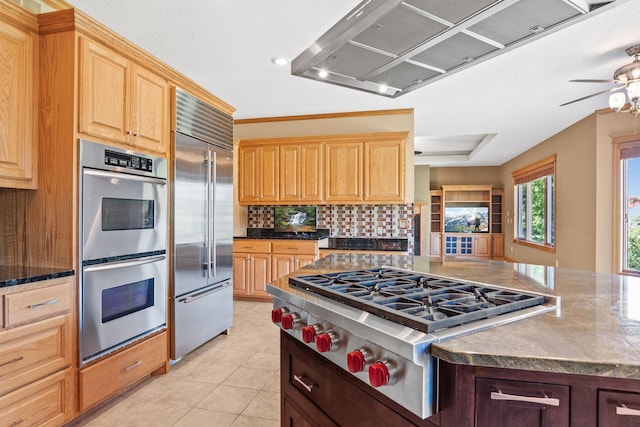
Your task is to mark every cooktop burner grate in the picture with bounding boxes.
[289,267,548,333]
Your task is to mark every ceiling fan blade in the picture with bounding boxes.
[569,79,619,83]
[560,86,624,107]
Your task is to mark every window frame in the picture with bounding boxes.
[512,155,556,253]
[613,135,640,276]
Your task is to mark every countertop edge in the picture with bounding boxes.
[430,344,640,380]
[0,269,75,288]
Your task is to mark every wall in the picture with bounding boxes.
[414,165,430,202]
[499,115,597,270]
[233,109,415,237]
[430,167,502,188]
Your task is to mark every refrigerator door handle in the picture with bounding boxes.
[177,281,231,304]
[211,150,217,278]
[205,150,213,279]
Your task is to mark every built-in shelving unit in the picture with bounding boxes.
[429,185,503,258]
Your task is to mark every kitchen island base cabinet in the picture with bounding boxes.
[437,360,640,427]
[281,332,437,427]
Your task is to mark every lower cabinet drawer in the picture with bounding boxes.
[79,331,167,411]
[0,367,72,427]
[282,333,419,427]
[271,240,318,255]
[0,315,70,396]
[599,389,640,426]
[4,279,72,328]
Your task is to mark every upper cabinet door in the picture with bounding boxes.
[79,37,130,144]
[364,138,405,202]
[238,145,260,203]
[0,21,36,189]
[279,143,323,203]
[130,65,168,154]
[78,37,169,155]
[324,141,362,203]
[258,145,279,203]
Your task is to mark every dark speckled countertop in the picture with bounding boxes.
[235,229,408,251]
[0,265,75,288]
[267,254,640,380]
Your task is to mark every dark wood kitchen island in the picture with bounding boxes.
[267,254,640,427]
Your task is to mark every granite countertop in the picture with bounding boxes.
[0,265,75,288]
[266,254,640,380]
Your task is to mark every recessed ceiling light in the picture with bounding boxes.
[271,57,290,66]
[379,84,388,93]
[318,69,329,78]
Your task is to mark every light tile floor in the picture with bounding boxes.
[71,300,280,427]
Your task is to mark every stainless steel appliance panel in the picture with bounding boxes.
[81,255,167,363]
[173,132,233,297]
[171,280,233,359]
[81,141,167,261]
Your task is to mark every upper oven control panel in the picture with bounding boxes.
[105,149,153,172]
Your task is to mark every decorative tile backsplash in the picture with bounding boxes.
[247,204,415,253]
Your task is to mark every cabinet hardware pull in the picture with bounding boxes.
[617,405,640,416]
[29,298,60,309]
[134,133,140,137]
[490,391,559,407]
[293,374,314,392]
[10,419,24,426]
[124,360,142,372]
[127,130,132,135]
[0,356,24,368]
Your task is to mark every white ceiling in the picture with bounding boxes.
[65,0,639,167]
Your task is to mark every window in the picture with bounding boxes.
[512,155,556,251]
[615,137,640,274]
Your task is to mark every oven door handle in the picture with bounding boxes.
[84,168,167,186]
[83,255,166,272]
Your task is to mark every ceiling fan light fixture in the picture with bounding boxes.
[627,81,640,101]
[609,92,626,112]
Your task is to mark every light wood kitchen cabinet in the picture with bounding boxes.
[79,36,169,154]
[280,143,323,203]
[0,277,75,426]
[430,233,442,256]
[0,11,37,189]
[238,145,279,204]
[271,240,319,281]
[233,240,272,299]
[324,141,363,203]
[363,138,405,202]
[79,331,167,411]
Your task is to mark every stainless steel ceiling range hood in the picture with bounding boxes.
[291,0,620,98]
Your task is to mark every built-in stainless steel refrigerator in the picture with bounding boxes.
[171,88,234,360]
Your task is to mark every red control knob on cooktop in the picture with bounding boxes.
[281,313,298,330]
[347,350,367,373]
[369,361,390,387]
[271,307,287,323]
[302,325,318,343]
[316,332,336,353]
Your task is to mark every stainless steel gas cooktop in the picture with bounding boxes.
[289,267,553,334]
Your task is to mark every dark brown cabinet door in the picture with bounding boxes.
[283,396,337,427]
[476,378,570,427]
[599,390,640,427]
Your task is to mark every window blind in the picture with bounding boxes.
[512,155,556,185]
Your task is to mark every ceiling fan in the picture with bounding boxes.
[561,45,640,115]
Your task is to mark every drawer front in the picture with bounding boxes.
[0,315,70,396]
[233,240,271,253]
[79,331,167,411]
[4,280,72,327]
[599,390,640,426]
[0,367,72,427]
[272,240,318,255]
[282,333,417,427]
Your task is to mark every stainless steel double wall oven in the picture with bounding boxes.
[79,140,168,365]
